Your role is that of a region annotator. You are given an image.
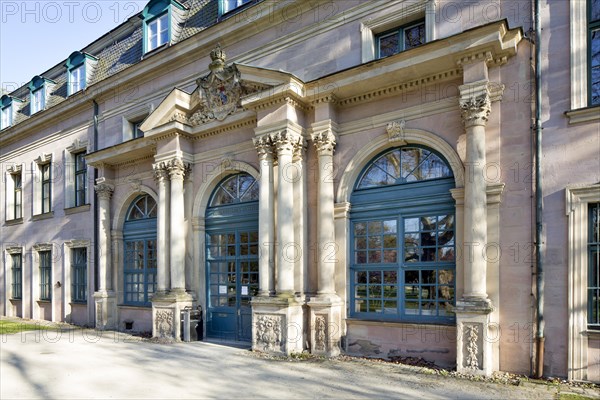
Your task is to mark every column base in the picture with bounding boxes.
[454,297,495,376]
[308,295,343,357]
[251,296,305,355]
[151,291,193,340]
[93,291,117,330]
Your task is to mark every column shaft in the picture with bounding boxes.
[312,131,337,295]
[154,164,170,293]
[254,136,275,296]
[168,159,186,292]
[274,132,296,296]
[95,183,114,291]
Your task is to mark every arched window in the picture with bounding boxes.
[123,194,157,306]
[350,146,455,323]
[205,173,259,341]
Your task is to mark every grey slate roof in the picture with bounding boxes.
[5,0,219,129]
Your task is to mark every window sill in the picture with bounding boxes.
[219,0,260,21]
[69,301,87,306]
[65,204,91,215]
[118,304,152,309]
[584,330,600,339]
[5,218,23,226]
[142,43,169,59]
[32,212,54,221]
[9,298,22,302]
[37,300,52,304]
[565,105,600,124]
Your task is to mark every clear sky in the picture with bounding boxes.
[1,0,149,94]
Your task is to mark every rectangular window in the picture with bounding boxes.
[1,105,11,129]
[69,65,85,95]
[72,248,87,303]
[74,152,87,207]
[13,173,22,219]
[589,202,600,328]
[11,253,22,300]
[41,163,51,213]
[351,214,455,321]
[376,20,426,59]
[147,13,169,52]
[590,0,600,105]
[124,239,157,305]
[221,0,252,14]
[31,88,44,114]
[39,250,52,301]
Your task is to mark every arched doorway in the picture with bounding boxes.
[123,194,157,307]
[349,145,456,323]
[205,172,259,340]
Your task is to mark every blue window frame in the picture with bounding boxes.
[1,95,22,130]
[123,194,157,306]
[30,87,44,114]
[589,0,600,105]
[72,248,87,303]
[28,76,53,115]
[588,203,600,328]
[206,173,259,341]
[376,19,426,59]
[74,152,87,207]
[350,146,455,323]
[11,253,22,300]
[65,51,97,96]
[39,250,52,301]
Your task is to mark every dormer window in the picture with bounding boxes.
[28,76,55,115]
[66,51,97,96]
[220,0,253,15]
[148,13,169,51]
[141,0,187,54]
[0,95,20,130]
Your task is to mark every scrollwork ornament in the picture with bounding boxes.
[311,130,336,155]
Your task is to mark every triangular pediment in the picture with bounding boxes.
[141,46,303,135]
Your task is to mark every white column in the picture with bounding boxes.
[293,138,307,296]
[273,131,297,296]
[311,129,337,296]
[94,182,114,292]
[184,165,193,292]
[154,163,170,294]
[459,86,491,299]
[253,135,275,297]
[168,158,186,292]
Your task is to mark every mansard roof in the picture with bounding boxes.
[4,0,218,128]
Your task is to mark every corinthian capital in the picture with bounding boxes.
[95,183,114,200]
[153,162,169,182]
[459,93,491,128]
[311,130,336,156]
[253,135,274,161]
[166,158,186,180]
[272,131,299,155]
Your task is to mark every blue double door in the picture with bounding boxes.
[206,228,259,341]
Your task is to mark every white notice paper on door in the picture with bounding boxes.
[219,285,227,294]
[241,286,248,295]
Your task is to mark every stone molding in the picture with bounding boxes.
[253,135,275,160]
[311,129,337,155]
[386,119,407,145]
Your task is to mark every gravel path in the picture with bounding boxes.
[1,323,598,399]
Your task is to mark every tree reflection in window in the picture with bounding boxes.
[126,195,157,220]
[210,173,258,206]
[357,147,452,189]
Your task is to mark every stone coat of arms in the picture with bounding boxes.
[195,45,242,122]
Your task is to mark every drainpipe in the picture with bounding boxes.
[533,0,545,379]
[93,100,99,293]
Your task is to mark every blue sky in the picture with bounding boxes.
[1,1,148,94]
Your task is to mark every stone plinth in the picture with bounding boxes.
[251,296,304,355]
[152,291,193,340]
[455,298,494,376]
[308,295,342,356]
[94,290,117,329]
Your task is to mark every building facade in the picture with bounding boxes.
[1,0,599,380]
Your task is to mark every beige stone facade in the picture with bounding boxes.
[1,0,599,381]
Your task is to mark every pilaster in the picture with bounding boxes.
[251,296,304,355]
